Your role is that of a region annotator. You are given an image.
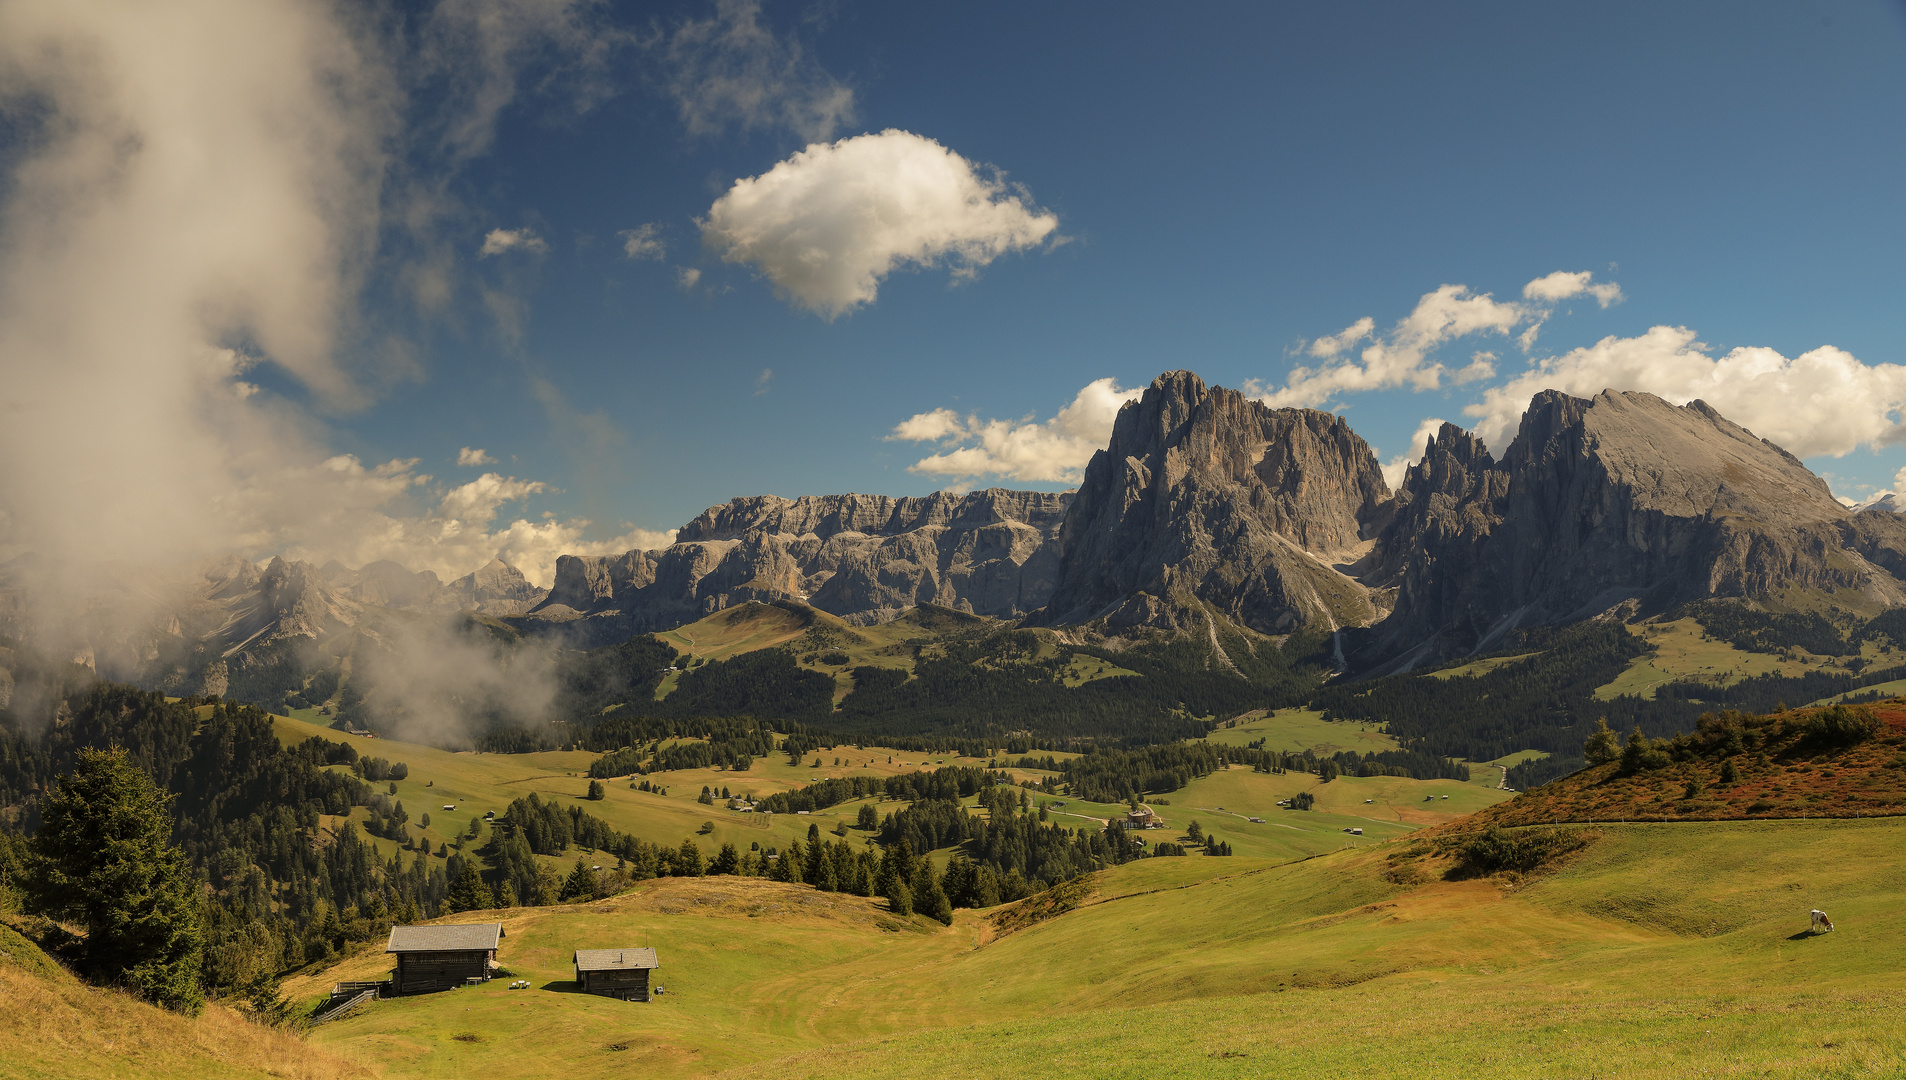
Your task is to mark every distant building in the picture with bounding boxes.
[1125,806,1163,829]
[385,923,503,994]
[574,947,659,1002]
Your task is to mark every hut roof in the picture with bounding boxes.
[386,923,504,953]
[574,947,659,972]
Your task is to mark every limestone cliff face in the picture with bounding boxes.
[532,488,1071,637]
[1031,370,1390,634]
[1365,389,1906,663]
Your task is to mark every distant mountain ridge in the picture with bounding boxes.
[508,370,1906,672]
[528,489,1070,643]
[11,368,1906,699]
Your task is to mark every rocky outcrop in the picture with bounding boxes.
[1029,370,1391,634]
[447,559,547,615]
[1362,389,1906,666]
[529,489,1071,639]
[318,558,548,615]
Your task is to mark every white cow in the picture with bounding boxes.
[1810,909,1835,933]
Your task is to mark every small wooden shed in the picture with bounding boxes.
[386,923,503,995]
[574,947,659,1001]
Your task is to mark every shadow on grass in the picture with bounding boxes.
[538,980,587,993]
[1787,930,1827,941]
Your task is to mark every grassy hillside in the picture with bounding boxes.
[650,602,1145,705]
[267,713,1008,871]
[1203,706,1399,754]
[288,815,1906,1079]
[1451,703,1906,829]
[0,923,365,1080]
[270,712,1486,879]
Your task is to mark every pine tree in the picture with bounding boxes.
[1619,727,1647,775]
[676,838,704,877]
[710,843,740,876]
[560,858,595,901]
[1720,759,1741,785]
[1583,718,1620,765]
[31,748,204,1013]
[857,803,878,830]
[445,861,490,913]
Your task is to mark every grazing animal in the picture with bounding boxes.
[1810,909,1835,933]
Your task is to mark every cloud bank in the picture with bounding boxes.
[1258,273,1904,491]
[0,0,659,600]
[703,129,1061,318]
[890,378,1141,488]
[1252,271,1623,410]
[1462,326,1906,460]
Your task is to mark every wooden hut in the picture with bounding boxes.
[574,947,659,1001]
[385,924,503,994]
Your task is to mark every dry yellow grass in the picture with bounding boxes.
[0,963,369,1080]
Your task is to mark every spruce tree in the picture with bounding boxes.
[1619,728,1647,775]
[1720,759,1741,785]
[32,748,204,1013]
[676,838,704,877]
[560,858,595,901]
[445,861,490,913]
[1583,718,1620,765]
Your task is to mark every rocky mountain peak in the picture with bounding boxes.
[1359,388,1906,668]
[1032,371,1389,633]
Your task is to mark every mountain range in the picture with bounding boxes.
[8,369,1906,699]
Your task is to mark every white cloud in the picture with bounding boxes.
[653,0,854,142]
[1380,417,1448,490]
[676,266,702,289]
[891,378,1141,487]
[457,446,496,466]
[1308,316,1375,359]
[890,407,965,443]
[619,223,665,260]
[438,473,547,523]
[702,129,1060,319]
[1255,271,1621,410]
[1463,325,1906,459]
[479,227,548,257]
[752,367,772,396]
[1454,351,1497,384]
[1523,269,1624,307]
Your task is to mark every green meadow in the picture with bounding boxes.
[1203,707,1400,755]
[284,815,1906,1080]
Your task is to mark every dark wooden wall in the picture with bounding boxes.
[395,949,492,993]
[579,967,650,1001]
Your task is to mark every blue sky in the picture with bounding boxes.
[3,0,1904,583]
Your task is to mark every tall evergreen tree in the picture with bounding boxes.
[31,748,204,1013]
[1583,718,1620,765]
[445,861,490,913]
[560,858,596,901]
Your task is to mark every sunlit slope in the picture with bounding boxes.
[1596,616,1894,701]
[293,816,1906,1080]
[266,712,976,869]
[0,924,365,1080]
[729,817,1906,1080]
[1202,707,1400,754]
[267,711,1483,873]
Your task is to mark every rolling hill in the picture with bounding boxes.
[277,812,1906,1080]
